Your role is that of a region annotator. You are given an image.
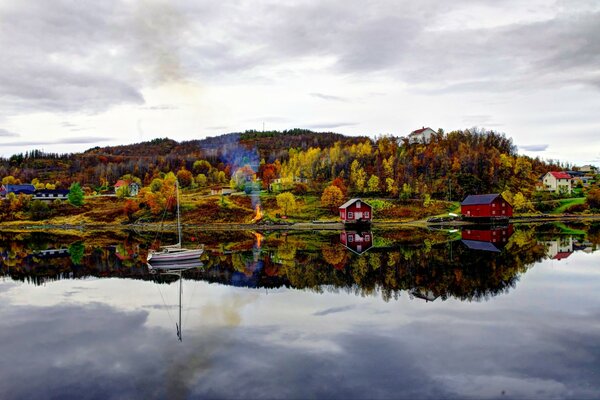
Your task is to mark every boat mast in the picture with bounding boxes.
[176,270,183,341]
[176,179,182,248]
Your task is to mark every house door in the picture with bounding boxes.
[354,211,363,220]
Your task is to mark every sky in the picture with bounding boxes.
[0,0,599,165]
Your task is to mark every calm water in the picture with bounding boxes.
[1,223,599,399]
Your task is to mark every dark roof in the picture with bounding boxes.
[461,240,501,253]
[461,194,501,206]
[2,184,35,193]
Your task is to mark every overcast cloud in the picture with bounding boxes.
[0,0,598,163]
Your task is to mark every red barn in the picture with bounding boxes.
[339,198,373,223]
[461,194,512,219]
[340,231,373,255]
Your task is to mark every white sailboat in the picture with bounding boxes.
[147,180,204,263]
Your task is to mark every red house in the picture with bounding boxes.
[339,198,373,224]
[460,194,512,219]
[340,231,373,255]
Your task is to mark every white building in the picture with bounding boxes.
[541,171,572,194]
[408,127,436,144]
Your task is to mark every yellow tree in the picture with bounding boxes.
[276,192,296,216]
[321,185,344,212]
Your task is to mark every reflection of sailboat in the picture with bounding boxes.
[147,181,204,263]
[148,263,202,341]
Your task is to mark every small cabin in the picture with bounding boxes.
[460,194,512,219]
[33,189,70,201]
[210,186,234,196]
[114,180,140,196]
[340,231,373,255]
[339,198,372,224]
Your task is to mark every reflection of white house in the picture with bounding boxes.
[410,288,438,302]
[541,172,572,194]
[542,237,574,260]
[408,127,436,144]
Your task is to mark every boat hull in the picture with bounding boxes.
[147,249,204,263]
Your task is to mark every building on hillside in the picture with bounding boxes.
[579,165,598,174]
[461,225,514,252]
[114,180,140,196]
[340,231,373,255]
[541,171,572,194]
[210,186,234,196]
[33,189,70,201]
[339,198,373,224]
[460,193,513,220]
[408,127,436,144]
[0,184,36,196]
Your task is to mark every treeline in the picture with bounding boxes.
[1,128,560,199]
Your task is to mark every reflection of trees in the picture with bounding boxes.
[0,227,563,302]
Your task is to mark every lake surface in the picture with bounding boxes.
[1,223,599,399]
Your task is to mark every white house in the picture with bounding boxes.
[541,171,572,194]
[579,165,598,174]
[408,127,436,144]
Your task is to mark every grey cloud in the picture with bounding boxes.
[520,144,550,152]
[310,93,347,102]
[303,122,359,130]
[0,129,19,137]
[0,136,113,146]
[1,0,599,118]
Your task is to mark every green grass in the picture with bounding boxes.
[552,222,587,235]
[551,197,586,214]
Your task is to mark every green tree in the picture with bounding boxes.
[68,241,85,265]
[276,192,296,216]
[195,174,208,187]
[68,182,84,207]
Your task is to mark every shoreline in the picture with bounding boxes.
[1,214,599,233]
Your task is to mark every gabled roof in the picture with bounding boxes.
[339,198,371,209]
[461,240,501,253]
[114,180,128,187]
[409,127,434,135]
[549,171,572,180]
[461,194,501,206]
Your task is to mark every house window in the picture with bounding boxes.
[348,235,354,242]
[348,212,354,219]
[492,203,496,207]
[502,210,505,214]
[492,210,496,215]
[364,234,370,241]
[502,202,505,207]
[357,201,361,209]
[364,211,370,218]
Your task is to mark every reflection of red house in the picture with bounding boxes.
[553,252,572,260]
[461,225,514,252]
[461,194,512,219]
[340,231,373,255]
[339,199,372,223]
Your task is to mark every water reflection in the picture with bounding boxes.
[1,223,600,399]
[1,224,598,303]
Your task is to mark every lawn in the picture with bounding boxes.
[551,197,586,214]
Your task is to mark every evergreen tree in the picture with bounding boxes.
[68,182,84,206]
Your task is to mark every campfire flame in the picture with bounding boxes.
[251,204,263,223]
